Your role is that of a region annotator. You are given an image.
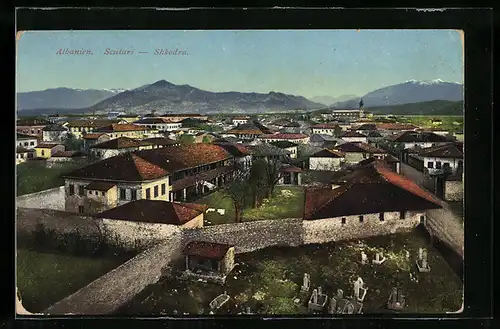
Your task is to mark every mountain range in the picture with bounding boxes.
[17,79,463,116]
[331,79,463,109]
[17,88,127,110]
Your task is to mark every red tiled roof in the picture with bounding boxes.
[215,143,252,157]
[418,143,463,158]
[64,153,169,182]
[171,166,233,191]
[390,131,450,143]
[304,161,441,220]
[311,124,339,129]
[67,119,119,128]
[51,151,86,158]
[354,143,387,154]
[35,143,63,149]
[280,165,303,173]
[183,241,233,259]
[310,149,345,158]
[90,137,152,149]
[259,133,309,140]
[84,181,116,191]
[95,200,207,225]
[377,123,419,131]
[94,123,149,132]
[82,133,106,140]
[341,131,367,138]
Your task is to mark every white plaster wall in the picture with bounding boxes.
[309,157,342,171]
[342,137,368,143]
[16,186,65,210]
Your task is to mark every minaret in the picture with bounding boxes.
[359,98,365,118]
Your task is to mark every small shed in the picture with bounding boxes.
[182,241,235,279]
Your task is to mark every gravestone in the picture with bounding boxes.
[405,250,410,260]
[353,277,368,302]
[311,289,318,304]
[361,252,368,265]
[336,289,344,300]
[416,248,431,273]
[372,251,387,265]
[301,273,311,293]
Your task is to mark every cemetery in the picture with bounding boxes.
[117,231,462,315]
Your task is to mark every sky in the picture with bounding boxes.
[16,30,463,98]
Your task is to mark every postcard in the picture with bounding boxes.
[15,29,464,316]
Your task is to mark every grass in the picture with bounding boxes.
[196,186,305,225]
[16,248,127,313]
[16,161,87,196]
[118,230,463,315]
[391,115,464,133]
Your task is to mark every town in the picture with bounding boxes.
[16,102,464,315]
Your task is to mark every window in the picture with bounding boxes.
[420,215,425,224]
[379,212,385,221]
[427,162,434,169]
[120,188,127,200]
[102,192,105,196]
[89,191,92,195]
[24,142,28,146]
[146,188,151,199]
[161,183,166,195]
[436,161,442,169]
[69,184,75,195]
[400,211,406,219]
[78,186,84,196]
[154,185,159,198]
[131,190,137,201]
[341,217,346,225]
[359,215,364,223]
[30,141,35,146]
[41,150,45,156]
[96,151,102,157]
[78,205,84,214]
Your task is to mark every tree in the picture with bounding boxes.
[179,134,195,145]
[333,125,343,138]
[224,173,251,223]
[62,133,83,151]
[248,159,269,208]
[202,135,212,144]
[264,159,282,199]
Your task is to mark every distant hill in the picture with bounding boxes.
[367,100,464,115]
[310,94,358,106]
[332,80,463,108]
[86,80,326,114]
[17,88,127,110]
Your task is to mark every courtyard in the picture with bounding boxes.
[117,230,463,315]
[16,248,128,313]
[196,186,305,225]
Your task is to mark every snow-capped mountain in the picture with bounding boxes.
[17,87,128,110]
[331,79,463,108]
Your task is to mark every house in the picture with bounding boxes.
[117,114,141,123]
[331,109,364,121]
[303,161,442,227]
[357,155,402,174]
[311,123,340,136]
[364,131,384,147]
[226,121,273,141]
[194,132,216,144]
[66,119,121,139]
[158,114,208,122]
[181,241,236,284]
[46,151,87,168]
[390,131,451,150]
[375,123,419,137]
[417,143,464,176]
[89,137,153,160]
[333,142,387,164]
[133,118,182,131]
[309,134,341,148]
[95,199,208,229]
[93,123,153,139]
[279,164,303,185]
[309,149,346,171]
[16,133,38,149]
[270,119,300,130]
[232,116,250,125]
[34,143,65,159]
[258,133,310,144]
[142,137,181,149]
[431,118,443,125]
[352,123,377,134]
[16,119,50,137]
[215,142,253,172]
[269,141,298,159]
[247,143,292,162]
[16,146,34,165]
[42,124,69,142]
[82,133,111,150]
[340,130,368,143]
[108,111,126,119]
[416,127,450,136]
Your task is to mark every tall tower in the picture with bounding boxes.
[359,98,365,118]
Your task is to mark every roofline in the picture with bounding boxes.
[61,175,168,183]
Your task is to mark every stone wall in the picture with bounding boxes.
[16,186,65,211]
[44,236,182,315]
[445,180,463,201]
[302,211,422,245]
